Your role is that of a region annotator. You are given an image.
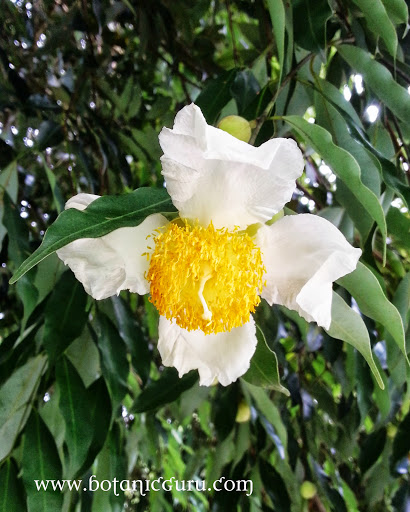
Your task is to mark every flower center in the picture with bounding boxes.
[146,222,265,335]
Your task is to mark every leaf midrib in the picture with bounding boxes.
[43,196,172,254]
[10,195,174,283]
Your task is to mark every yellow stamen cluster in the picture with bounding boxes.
[146,222,265,335]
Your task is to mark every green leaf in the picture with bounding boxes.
[36,120,64,151]
[318,206,354,242]
[314,84,380,195]
[65,329,101,388]
[391,411,410,471]
[78,378,112,477]
[259,459,291,511]
[347,124,410,208]
[335,181,374,246]
[56,357,111,478]
[280,305,309,339]
[380,0,409,25]
[0,354,46,462]
[266,0,285,78]
[292,0,332,53]
[338,45,410,124]
[16,273,39,333]
[0,459,26,512]
[338,262,408,362]
[205,433,235,488]
[393,272,410,330]
[111,296,151,384]
[312,457,349,512]
[42,157,64,214]
[195,69,238,124]
[143,295,159,339]
[0,161,18,246]
[97,78,125,112]
[242,326,289,395]
[22,410,63,512]
[372,356,390,420]
[212,385,239,442]
[131,368,198,413]
[94,312,129,408]
[43,271,89,364]
[39,384,66,451]
[305,78,410,207]
[325,292,384,389]
[10,187,177,284]
[384,274,409,386]
[56,357,91,477]
[2,192,31,267]
[0,138,16,169]
[91,423,127,512]
[244,382,288,454]
[387,207,410,250]
[119,77,134,114]
[359,428,387,474]
[33,252,65,305]
[283,116,387,257]
[230,70,260,114]
[117,132,148,166]
[310,77,363,128]
[3,192,40,330]
[352,0,397,57]
[130,126,162,162]
[145,96,172,121]
[313,89,382,242]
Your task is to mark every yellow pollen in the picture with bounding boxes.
[146,222,265,335]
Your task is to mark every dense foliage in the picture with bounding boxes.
[0,0,409,511]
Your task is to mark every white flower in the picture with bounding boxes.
[56,104,361,387]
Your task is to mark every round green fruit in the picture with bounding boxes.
[235,400,251,422]
[217,115,252,143]
[300,481,317,499]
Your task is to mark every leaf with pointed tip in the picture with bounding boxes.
[0,459,26,512]
[302,78,410,207]
[111,296,151,384]
[131,368,197,413]
[56,357,110,478]
[266,0,285,78]
[10,187,177,284]
[0,354,46,462]
[352,0,397,57]
[196,69,239,124]
[381,0,409,25]
[22,410,63,512]
[94,312,129,408]
[242,326,289,395]
[91,423,127,512]
[326,292,384,389]
[283,116,387,258]
[244,382,288,454]
[43,271,88,364]
[338,262,407,363]
[338,45,410,124]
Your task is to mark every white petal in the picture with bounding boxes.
[65,193,100,211]
[159,103,304,230]
[158,316,257,386]
[256,214,361,330]
[56,213,168,300]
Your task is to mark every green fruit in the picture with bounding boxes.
[217,115,252,143]
[235,400,251,422]
[300,481,317,499]
[387,424,397,438]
